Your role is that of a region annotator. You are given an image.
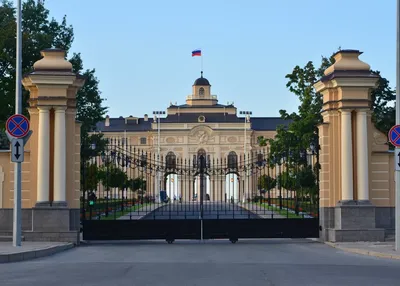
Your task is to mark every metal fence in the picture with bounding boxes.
[81,140,320,242]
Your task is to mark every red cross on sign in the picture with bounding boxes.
[6,114,30,139]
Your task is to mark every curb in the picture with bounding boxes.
[325,242,400,260]
[0,243,74,263]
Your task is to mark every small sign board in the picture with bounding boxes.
[388,125,400,147]
[6,114,30,139]
[396,149,400,172]
[11,138,24,163]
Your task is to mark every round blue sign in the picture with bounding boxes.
[389,125,400,147]
[6,114,30,138]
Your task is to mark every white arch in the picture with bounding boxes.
[225,173,239,203]
[166,173,179,202]
[194,174,211,201]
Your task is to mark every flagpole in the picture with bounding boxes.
[201,51,203,74]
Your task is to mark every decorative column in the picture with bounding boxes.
[53,106,67,205]
[340,110,354,201]
[356,110,370,201]
[36,106,50,205]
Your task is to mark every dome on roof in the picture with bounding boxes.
[193,71,210,86]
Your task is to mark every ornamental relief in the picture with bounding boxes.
[227,136,238,143]
[188,131,215,144]
[373,131,388,145]
[166,137,176,144]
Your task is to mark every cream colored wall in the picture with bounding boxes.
[0,149,33,208]
[370,125,394,207]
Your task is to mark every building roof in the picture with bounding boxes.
[95,114,291,132]
[193,72,210,86]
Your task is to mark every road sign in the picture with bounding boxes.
[396,149,400,172]
[11,138,24,163]
[6,114,30,139]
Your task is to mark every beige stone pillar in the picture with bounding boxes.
[53,106,67,205]
[356,110,369,201]
[36,106,51,205]
[313,49,384,242]
[340,110,354,201]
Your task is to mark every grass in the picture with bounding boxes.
[256,203,303,218]
[90,203,151,220]
[250,202,316,219]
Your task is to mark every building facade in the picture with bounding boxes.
[94,73,290,202]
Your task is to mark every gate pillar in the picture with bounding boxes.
[314,50,385,242]
[21,48,85,243]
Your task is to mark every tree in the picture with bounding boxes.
[0,0,107,151]
[370,70,396,136]
[98,163,128,190]
[257,175,276,193]
[81,163,100,193]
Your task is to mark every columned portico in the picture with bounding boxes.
[356,110,370,201]
[340,110,354,201]
[36,106,51,206]
[53,106,67,206]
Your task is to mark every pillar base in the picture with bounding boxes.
[35,201,52,207]
[320,201,385,242]
[326,228,385,242]
[52,201,68,207]
[30,207,79,244]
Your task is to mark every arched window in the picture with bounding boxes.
[199,87,205,96]
[228,151,238,169]
[166,151,176,169]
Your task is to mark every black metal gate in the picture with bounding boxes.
[81,140,319,242]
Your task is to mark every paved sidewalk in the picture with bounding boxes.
[0,242,74,263]
[325,241,400,260]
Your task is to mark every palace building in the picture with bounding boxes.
[94,72,290,202]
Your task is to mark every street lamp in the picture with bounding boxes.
[153,111,165,203]
[239,111,252,203]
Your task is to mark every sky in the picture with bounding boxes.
[25,0,398,118]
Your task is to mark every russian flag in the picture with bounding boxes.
[192,49,201,57]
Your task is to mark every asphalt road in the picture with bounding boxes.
[140,202,261,220]
[2,239,400,286]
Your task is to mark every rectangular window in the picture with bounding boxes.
[140,137,147,145]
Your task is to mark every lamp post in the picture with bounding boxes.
[239,111,252,203]
[153,111,165,203]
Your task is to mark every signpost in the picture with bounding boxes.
[396,0,400,251]
[5,113,31,247]
[5,115,31,247]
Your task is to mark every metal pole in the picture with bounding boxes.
[396,0,400,251]
[244,116,247,203]
[158,116,160,202]
[13,0,22,247]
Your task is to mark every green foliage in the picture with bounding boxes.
[0,0,107,152]
[370,70,395,136]
[81,134,109,164]
[277,170,297,190]
[98,163,128,190]
[81,163,100,192]
[257,174,276,191]
[127,177,147,192]
[297,166,316,188]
